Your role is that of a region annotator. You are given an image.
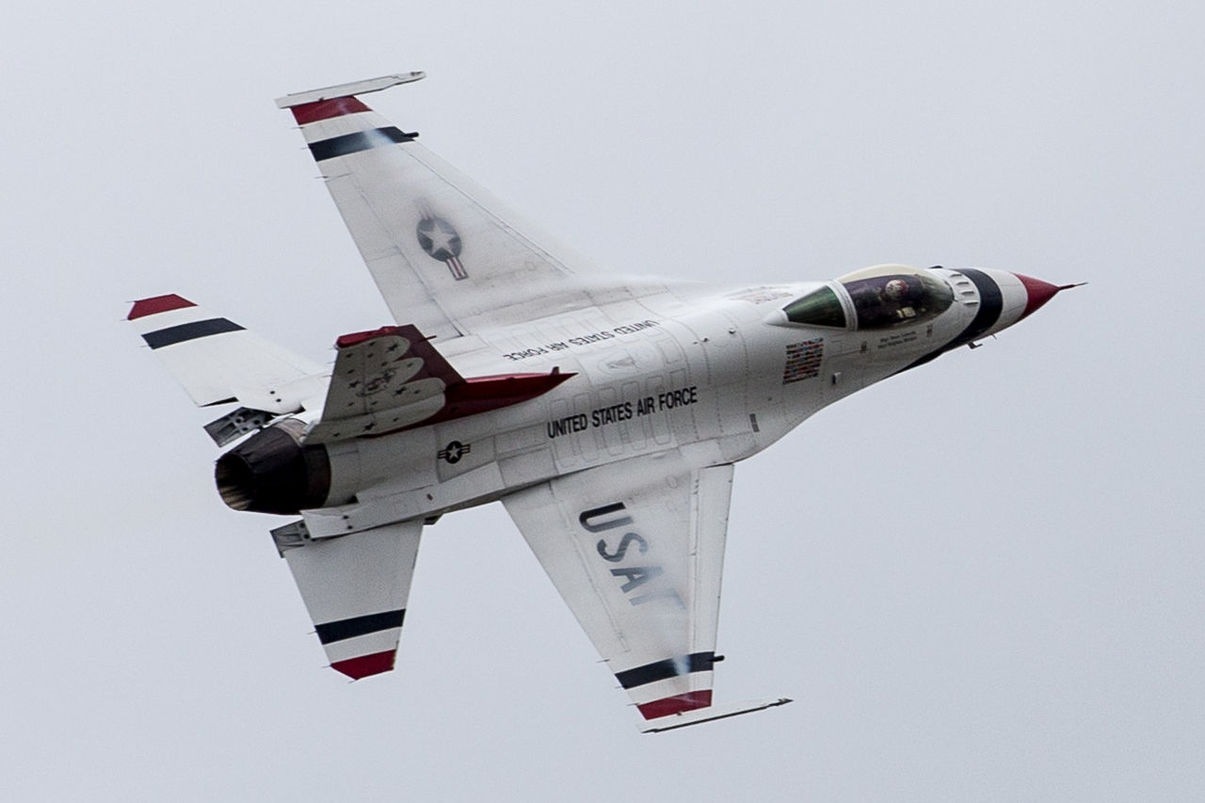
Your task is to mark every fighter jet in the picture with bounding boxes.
[129,72,1074,732]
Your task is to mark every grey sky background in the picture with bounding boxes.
[3,1,1202,800]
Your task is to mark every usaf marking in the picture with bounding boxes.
[578,502,684,608]
[547,386,699,438]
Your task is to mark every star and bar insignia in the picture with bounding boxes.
[416,202,468,280]
[438,440,471,464]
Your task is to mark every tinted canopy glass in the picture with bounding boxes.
[839,268,954,330]
[783,285,847,328]
[781,267,955,331]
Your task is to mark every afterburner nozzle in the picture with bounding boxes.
[215,419,331,514]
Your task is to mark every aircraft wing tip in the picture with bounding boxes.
[331,650,398,680]
[640,696,793,733]
[127,293,195,320]
[275,71,427,109]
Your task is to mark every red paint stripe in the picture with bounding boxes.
[291,96,371,125]
[428,371,575,423]
[463,372,569,383]
[637,690,713,720]
[331,650,396,679]
[128,294,195,320]
[335,325,404,348]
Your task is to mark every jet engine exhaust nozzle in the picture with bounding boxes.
[215,418,331,515]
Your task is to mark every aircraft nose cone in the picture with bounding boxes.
[1014,273,1062,319]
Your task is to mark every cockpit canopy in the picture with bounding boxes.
[782,265,954,330]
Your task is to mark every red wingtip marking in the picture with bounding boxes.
[331,650,396,679]
[638,690,713,720]
[128,294,195,320]
[291,96,371,125]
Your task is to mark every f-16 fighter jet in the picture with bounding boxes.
[130,72,1075,732]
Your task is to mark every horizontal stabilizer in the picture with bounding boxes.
[128,294,326,414]
[276,518,424,679]
[640,697,793,734]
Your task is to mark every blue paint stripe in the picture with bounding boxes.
[901,269,1003,371]
[142,318,244,349]
[308,127,416,161]
[615,652,717,689]
[315,609,406,645]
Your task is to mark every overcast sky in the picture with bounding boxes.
[3,1,1203,800]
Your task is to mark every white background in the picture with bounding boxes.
[3,1,1202,799]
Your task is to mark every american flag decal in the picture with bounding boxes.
[415,202,468,281]
[782,339,824,384]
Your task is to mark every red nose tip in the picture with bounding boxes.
[1014,274,1062,319]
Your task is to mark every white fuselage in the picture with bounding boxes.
[300,265,1031,537]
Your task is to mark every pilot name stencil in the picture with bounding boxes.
[546,386,699,438]
[578,502,683,608]
[876,331,919,350]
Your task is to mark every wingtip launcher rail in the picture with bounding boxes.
[641,697,793,734]
[275,71,426,109]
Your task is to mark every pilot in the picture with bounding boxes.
[884,278,909,300]
[883,277,919,321]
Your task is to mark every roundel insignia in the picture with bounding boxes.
[438,440,471,464]
[416,217,463,262]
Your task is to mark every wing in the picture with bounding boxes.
[275,73,604,339]
[502,450,736,724]
[271,518,423,679]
